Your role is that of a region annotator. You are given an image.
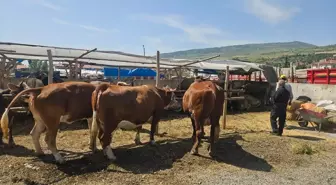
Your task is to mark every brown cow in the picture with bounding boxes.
[91,84,176,161]
[1,81,96,164]
[182,80,224,156]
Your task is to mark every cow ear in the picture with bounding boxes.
[7,83,20,91]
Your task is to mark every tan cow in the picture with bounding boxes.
[91,84,176,161]
[182,80,224,156]
[1,82,96,164]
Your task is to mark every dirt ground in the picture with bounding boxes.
[1,111,336,185]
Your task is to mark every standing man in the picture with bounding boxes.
[276,75,293,105]
[270,80,291,136]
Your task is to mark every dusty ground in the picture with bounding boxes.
[1,111,336,185]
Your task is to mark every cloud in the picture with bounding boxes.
[245,0,300,24]
[133,14,224,45]
[52,18,116,33]
[132,14,256,48]
[30,0,63,11]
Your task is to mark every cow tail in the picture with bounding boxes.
[91,84,109,136]
[1,88,42,139]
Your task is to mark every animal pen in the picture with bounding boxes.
[0,42,268,132]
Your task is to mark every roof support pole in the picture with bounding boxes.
[222,66,230,129]
[0,57,5,89]
[118,66,121,80]
[156,51,160,87]
[47,49,54,84]
[155,50,160,135]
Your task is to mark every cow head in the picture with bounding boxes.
[160,87,178,109]
[7,81,30,95]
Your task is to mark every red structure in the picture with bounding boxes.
[307,68,336,84]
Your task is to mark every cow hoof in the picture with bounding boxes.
[134,139,143,145]
[208,150,216,157]
[8,142,16,148]
[149,140,158,146]
[190,149,198,155]
[36,152,45,157]
[54,153,66,164]
[56,158,66,164]
[90,147,98,153]
[104,146,117,161]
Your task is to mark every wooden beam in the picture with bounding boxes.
[172,55,220,68]
[156,51,160,87]
[74,48,97,61]
[155,51,160,135]
[47,50,54,84]
[222,66,230,129]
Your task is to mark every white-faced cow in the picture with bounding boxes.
[90,84,176,161]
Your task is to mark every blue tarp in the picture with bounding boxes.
[104,68,130,77]
[128,68,156,77]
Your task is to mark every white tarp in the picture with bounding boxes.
[187,60,263,73]
[0,42,265,73]
[0,42,187,68]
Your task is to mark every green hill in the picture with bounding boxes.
[161,41,316,59]
[161,41,336,68]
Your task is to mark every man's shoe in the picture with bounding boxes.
[270,131,278,135]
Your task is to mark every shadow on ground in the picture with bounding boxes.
[31,133,272,177]
[286,135,325,141]
[0,144,36,157]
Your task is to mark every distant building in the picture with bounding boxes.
[311,57,336,69]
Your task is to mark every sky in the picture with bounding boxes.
[0,0,336,56]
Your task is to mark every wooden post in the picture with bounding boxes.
[118,66,121,80]
[223,66,230,129]
[178,67,182,86]
[155,51,160,134]
[79,63,83,79]
[47,49,54,85]
[69,61,73,80]
[0,57,5,89]
[156,51,160,87]
[74,61,78,80]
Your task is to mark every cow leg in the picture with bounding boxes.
[200,125,206,139]
[190,115,202,155]
[8,116,15,147]
[134,126,142,145]
[208,116,220,157]
[100,118,117,161]
[188,112,197,142]
[44,119,64,164]
[87,118,98,152]
[149,114,160,145]
[190,117,196,142]
[30,120,46,155]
